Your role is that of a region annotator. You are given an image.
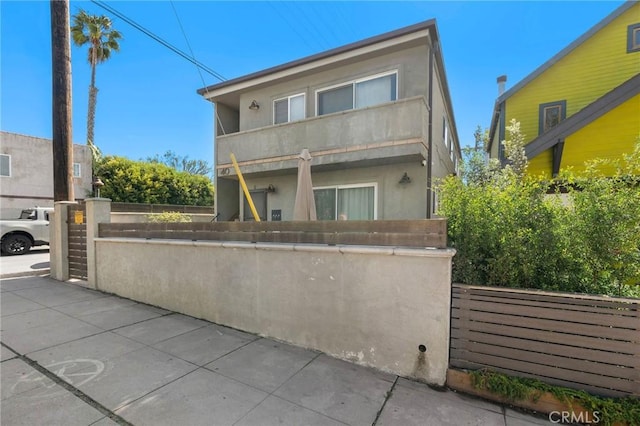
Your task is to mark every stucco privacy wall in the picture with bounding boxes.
[95,238,455,385]
[241,161,428,221]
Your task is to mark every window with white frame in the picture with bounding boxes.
[73,162,81,178]
[317,71,397,116]
[273,93,305,124]
[313,183,377,220]
[0,154,10,177]
[443,116,449,147]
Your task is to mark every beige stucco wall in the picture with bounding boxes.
[211,31,460,222]
[234,161,427,221]
[95,237,455,385]
[234,44,430,132]
[0,132,92,218]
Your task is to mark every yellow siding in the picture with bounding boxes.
[527,150,553,178]
[528,94,640,176]
[505,3,640,149]
[562,94,640,174]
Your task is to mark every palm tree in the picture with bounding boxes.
[70,10,121,156]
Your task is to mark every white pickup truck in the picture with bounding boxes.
[0,207,54,255]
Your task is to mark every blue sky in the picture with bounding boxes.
[1,1,625,166]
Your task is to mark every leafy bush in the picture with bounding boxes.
[95,156,214,206]
[437,122,639,297]
[147,212,192,223]
[470,369,640,426]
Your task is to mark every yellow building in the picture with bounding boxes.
[487,1,640,177]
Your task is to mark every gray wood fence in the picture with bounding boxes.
[67,204,87,280]
[450,284,640,397]
[98,219,447,248]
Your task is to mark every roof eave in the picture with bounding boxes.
[196,19,436,98]
[497,1,636,104]
[525,73,640,159]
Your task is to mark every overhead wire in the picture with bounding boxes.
[290,2,332,50]
[266,1,319,52]
[90,0,226,82]
[300,2,340,48]
[167,0,226,135]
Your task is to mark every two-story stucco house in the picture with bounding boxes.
[198,19,460,221]
[487,1,639,177]
[0,131,92,218]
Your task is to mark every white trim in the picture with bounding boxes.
[273,92,306,125]
[313,182,378,220]
[0,154,11,177]
[443,116,449,148]
[73,162,81,178]
[315,70,399,116]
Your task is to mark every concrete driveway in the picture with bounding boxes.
[0,247,50,279]
[1,276,552,426]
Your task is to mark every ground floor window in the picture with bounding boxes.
[314,183,377,220]
[0,154,10,177]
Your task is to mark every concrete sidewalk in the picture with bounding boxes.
[0,247,50,279]
[1,276,551,426]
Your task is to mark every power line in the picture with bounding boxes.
[167,0,226,136]
[169,1,208,89]
[266,1,318,52]
[90,0,226,82]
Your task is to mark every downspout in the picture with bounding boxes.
[426,40,436,219]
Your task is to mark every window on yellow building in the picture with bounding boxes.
[628,23,640,53]
[538,100,566,135]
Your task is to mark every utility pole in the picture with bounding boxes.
[51,0,74,201]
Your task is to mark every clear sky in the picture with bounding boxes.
[1,1,626,167]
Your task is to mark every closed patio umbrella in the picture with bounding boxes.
[293,148,317,221]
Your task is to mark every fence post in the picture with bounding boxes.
[50,201,77,281]
[85,198,111,290]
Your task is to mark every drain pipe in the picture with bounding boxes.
[426,40,437,219]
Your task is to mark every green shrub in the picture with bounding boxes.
[437,123,639,298]
[470,369,640,426]
[147,211,192,223]
[94,156,214,206]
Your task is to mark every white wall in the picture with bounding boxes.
[95,238,455,386]
[0,132,92,218]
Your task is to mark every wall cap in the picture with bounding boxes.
[96,237,456,258]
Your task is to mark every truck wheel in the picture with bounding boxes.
[1,234,32,255]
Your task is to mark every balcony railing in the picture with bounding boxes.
[216,96,429,176]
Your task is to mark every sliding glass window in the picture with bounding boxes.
[274,93,305,124]
[317,71,397,116]
[314,184,377,220]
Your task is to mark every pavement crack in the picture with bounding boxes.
[372,375,398,426]
[2,342,133,426]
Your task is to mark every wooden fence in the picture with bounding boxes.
[450,284,640,397]
[98,219,447,248]
[67,204,87,280]
[110,202,214,214]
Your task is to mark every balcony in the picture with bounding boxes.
[216,96,429,177]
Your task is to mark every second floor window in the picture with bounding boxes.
[274,93,305,124]
[0,154,10,177]
[73,163,81,178]
[317,71,397,116]
[627,23,640,53]
[539,100,566,135]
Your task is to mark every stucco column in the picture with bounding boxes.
[50,201,77,281]
[85,198,111,290]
